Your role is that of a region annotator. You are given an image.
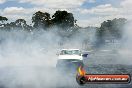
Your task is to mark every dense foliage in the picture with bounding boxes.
[96,18,127,46]
[0,10,127,47]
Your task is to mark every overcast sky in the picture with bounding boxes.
[0,0,131,27]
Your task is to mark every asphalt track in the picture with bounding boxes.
[0,64,131,88]
[0,49,131,88]
[57,64,132,88]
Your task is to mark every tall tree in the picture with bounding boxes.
[96,18,127,46]
[15,19,27,28]
[52,10,75,29]
[32,11,51,29]
[0,16,8,23]
[15,19,32,31]
[0,16,8,29]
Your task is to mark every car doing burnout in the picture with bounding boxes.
[56,49,85,73]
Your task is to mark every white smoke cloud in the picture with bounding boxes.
[0,29,62,88]
[0,0,5,4]
[0,22,131,87]
[0,27,95,88]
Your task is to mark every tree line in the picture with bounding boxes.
[96,18,127,46]
[0,10,127,46]
[0,10,76,31]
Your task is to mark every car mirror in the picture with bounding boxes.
[82,54,88,58]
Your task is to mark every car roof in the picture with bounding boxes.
[61,49,80,50]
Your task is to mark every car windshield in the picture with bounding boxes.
[60,50,81,55]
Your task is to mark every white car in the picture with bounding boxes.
[56,49,86,73]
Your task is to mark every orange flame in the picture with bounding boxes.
[78,66,86,76]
